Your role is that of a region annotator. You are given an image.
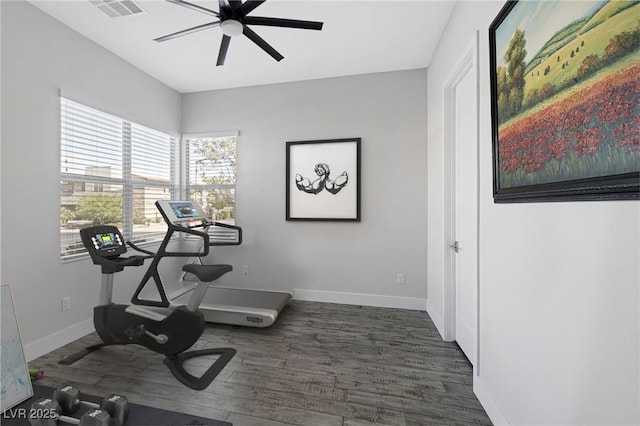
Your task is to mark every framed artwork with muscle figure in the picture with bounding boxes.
[286,138,361,221]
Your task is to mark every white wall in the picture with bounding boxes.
[182,70,428,308]
[0,1,182,360]
[0,1,3,285]
[427,2,640,425]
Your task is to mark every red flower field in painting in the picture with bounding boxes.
[498,62,640,187]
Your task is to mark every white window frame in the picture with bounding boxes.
[182,132,238,225]
[60,97,179,261]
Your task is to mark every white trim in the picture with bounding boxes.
[182,130,239,139]
[442,31,480,351]
[426,298,447,340]
[474,375,511,425]
[24,319,94,362]
[293,289,426,311]
[443,77,457,342]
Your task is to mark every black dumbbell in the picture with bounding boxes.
[52,385,128,425]
[99,394,129,425]
[75,409,112,426]
[28,398,111,426]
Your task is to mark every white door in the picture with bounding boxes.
[451,39,478,366]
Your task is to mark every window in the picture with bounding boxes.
[184,135,237,224]
[60,98,178,260]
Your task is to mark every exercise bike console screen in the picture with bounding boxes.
[156,200,207,225]
[96,232,118,248]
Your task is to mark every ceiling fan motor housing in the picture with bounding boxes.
[221,19,243,37]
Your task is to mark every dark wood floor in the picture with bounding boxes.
[31,301,491,425]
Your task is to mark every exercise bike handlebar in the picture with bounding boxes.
[126,241,157,256]
[80,225,154,274]
[105,254,152,268]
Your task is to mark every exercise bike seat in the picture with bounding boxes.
[182,264,232,282]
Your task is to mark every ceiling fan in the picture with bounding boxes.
[154,0,324,66]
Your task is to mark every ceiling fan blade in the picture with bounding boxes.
[154,21,221,42]
[166,0,219,17]
[218,0,241,16]
[242,26,284,62]
[243,16,323,30]
[217,35,231,66]
[240,0,265,15]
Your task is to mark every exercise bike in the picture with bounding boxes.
[59,220,236,390]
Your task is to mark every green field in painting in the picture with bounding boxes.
[523,1,638,101]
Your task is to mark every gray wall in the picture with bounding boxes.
[427,2,640,424]
[182,70,428,307]
[0,1,182,359]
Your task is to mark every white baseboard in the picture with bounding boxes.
[24,319,94,362]
[474,375,510,425]
[426,298,446,340]
[293,289,427,311]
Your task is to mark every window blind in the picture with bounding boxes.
[60,97,177,260]
[61,99,123,179]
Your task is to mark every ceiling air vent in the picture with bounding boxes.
[89,0,146,18]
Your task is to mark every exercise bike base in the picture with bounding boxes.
[59,342,235,390]
[58,342,113,365]
[164,348,236,390]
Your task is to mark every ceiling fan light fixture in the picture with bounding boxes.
[220,20,243,37]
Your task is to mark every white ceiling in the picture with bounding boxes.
[29,0,457,93]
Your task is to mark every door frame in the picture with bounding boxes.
[443,31,480,371]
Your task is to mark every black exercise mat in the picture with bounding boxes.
[1,384,231,426]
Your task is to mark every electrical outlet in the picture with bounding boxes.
[243,265,249,275]
[62,297,71,312]
[397,273,405,285]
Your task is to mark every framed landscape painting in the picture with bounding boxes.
[489,0,639,202]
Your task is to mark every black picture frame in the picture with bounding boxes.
[489,0,639,203]
[286,138,361,221]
